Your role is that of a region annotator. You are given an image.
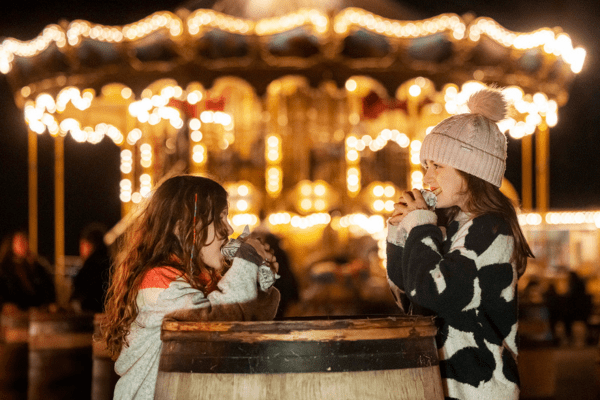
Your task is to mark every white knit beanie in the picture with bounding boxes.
[419,87,508,187]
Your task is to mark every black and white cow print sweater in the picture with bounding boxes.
[386,210,519,400]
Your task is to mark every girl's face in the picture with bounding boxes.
[423,160,468,210]
[200,208,234,271]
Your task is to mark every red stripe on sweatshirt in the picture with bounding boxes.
[140,267,183,290]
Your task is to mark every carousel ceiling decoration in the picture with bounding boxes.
[0,3,586,257]
[1,6,584,100]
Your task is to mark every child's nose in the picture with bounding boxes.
[423,169,435,185]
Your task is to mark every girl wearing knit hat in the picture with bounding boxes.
[386,87,533,400]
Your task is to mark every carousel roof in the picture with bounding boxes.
[0,2,585,105]
[182,0,426,20]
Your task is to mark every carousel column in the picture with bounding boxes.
[189,117,206,175]
[409,141,423,189]
[536,120,550,270]
[120,145,134,217]
[407,84,422,189]
[522,134,533,211]
[265,91,282,200]
[120,116,138,217]
[265,133,282,197]
[54,135,67,306]
[138,141,153,203]
[345,132,361,197]
[28,128,38,254]
[536,121,549,212]
[345,89,361,198]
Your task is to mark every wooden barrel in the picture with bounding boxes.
[518,337,557,399]
[0,305,29,400]
[92,314,119,400]
[518,303,557,398]
[155,316,443,400]
[28,309,94,400]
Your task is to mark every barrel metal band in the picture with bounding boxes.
[3,328,29,343]
[158,336,439,374]
[29,333,92,350]
[92,340,113,358]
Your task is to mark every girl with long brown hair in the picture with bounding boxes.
[386,87,533,400]
[102,175,279,400]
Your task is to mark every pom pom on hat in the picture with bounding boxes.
[467,88,507,122]
[419,86,508,187]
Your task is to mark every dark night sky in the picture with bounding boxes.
[1,0,599,261]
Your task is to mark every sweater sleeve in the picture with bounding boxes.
[400,216,515,318]
[165,244,280,323]
[385,210,436,315]
[386,223,410,313]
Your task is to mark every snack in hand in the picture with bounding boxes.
[221,225,251,260]
[221,225,280,291]
[420,189,438,209]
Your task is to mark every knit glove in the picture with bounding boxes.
[388,210,437,247]
[221,226,280,291]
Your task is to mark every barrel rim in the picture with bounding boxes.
[93,313,107,323]
[28,309,96,321]
[163,315,435,333]
[161,316,438,343]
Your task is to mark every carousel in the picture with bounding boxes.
[0,0,587,309]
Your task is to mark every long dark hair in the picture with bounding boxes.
[102,175,229,358]
[439,172,533,278]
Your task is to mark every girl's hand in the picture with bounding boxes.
[389,189,430,225]
[245,237,279,274]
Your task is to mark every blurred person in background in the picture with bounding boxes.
[0,230,55,310]
[70,223,112,313]
[563,269,592,343]
[250,231,299,319]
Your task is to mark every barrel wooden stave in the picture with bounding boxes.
[518,342,557,399]
[156,316,443,400]
[27,310,94,400]
[0,343,28,399]
[92,356,120,400]
[156,368,443,400]
[0,305,29,400]
[92,313,119,400]
[518,303,558,398]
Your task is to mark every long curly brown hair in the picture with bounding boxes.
[438,171,534,278]
[102,175,230,359]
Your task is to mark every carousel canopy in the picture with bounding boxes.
[0,1,584,103]
[0,0,586,227]
[183,0,427,21]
